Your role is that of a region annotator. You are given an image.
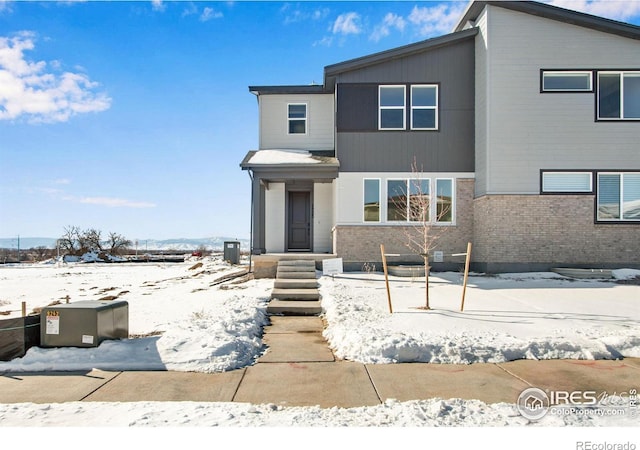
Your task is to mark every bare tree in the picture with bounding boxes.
[389,161,451,310]
[107,232,131,255]
[82,228,103,252]
[59,225,81,255]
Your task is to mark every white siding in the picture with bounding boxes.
[313,182,334,252]
[479,5,640,195]
[264,182,285,252]
[259,93,334,150]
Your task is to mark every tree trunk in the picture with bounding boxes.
[424,255,431,310]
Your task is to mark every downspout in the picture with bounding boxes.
[247,169,254,273]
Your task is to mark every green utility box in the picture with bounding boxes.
[224,241,241,264]
[40,300,129,348]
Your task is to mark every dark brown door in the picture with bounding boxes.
[288,191,311,251]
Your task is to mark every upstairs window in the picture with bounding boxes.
[541,71,592,92]
[379,86,405,130]
[288,103,307,134]
[411,85,438,130]
[597,72,640,120]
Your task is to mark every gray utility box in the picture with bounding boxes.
[40,300,128,348]
[224,241,241,264]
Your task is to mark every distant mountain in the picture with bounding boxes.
[0,237,250,251]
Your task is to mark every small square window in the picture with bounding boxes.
[411,85,438,130]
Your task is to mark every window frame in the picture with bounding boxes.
[435,178,454,224]
[540,70,593,93]
[596,71,640,121]
[363,178,381,223]
[540,170,594,195]
[380,178,455,225]
[378,85,406,131]
[596,171,640,223]
[410,84,439,130]
[287,102,308,135]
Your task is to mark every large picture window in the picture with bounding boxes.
[411,85,438,130]
[597,72,640,120]
[288,103,307,134]
[379,86,406,130]
[597,173,640,221]
[382,178,453,224]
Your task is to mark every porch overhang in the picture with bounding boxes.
[240,149,339,181]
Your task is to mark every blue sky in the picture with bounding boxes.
[1,0,640,241]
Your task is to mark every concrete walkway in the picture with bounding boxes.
[1,316,638,408]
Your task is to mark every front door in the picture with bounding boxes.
[288,191,311,251]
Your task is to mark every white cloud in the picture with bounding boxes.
[151,0,166,13]
[79,197,157,208]
[370,12,407,42]
[408,2,469,38]
[200,7,223,22]
[54,178,71,185]
[0,0,12,14]
[332,12,362,35]
[312,36,334,47]
[0,32,111,123]
[547,0,640,22]
[282,5,330,25]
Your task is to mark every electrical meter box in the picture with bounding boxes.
[40,300,129,348]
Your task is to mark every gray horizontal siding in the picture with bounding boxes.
[337,115,474,172]
[335,37,475,173]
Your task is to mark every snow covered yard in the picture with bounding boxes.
[321,270,640,364]
[0,259,638,434]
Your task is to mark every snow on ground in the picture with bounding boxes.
[0,259,639,433]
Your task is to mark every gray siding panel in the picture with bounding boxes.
[335,37,475,173]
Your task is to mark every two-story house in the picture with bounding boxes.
[241,0,640,275]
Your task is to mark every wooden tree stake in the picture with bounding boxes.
[460,242,472,311]
[380,244,393,314]
[22,301,26,317]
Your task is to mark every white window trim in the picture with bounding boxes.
[597,71,640,121]
[386,178,409,222]
[542,71,593,92]
[379,85,406,130]
[410,85,439,130]
[287,102,308,135]
[542,171,593,193]
[435,178,455,225]
[381,178,455,225]
[363,178,381,223]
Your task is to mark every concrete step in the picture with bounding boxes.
[274,278,319,289]
[271,288,320,301]
[277,260,316,268]
[276,270,317,279]
[276,265,317,273]
[266,300,322,316]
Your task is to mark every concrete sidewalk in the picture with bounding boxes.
[1,316,638,408]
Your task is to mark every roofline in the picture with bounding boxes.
[323,27,479,79]
[248,85,329,96]
[455,1,640,40]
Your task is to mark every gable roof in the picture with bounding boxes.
[455,1,640,40]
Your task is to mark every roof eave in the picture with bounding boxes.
[455,1,640,40]
[323,27,478,78]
